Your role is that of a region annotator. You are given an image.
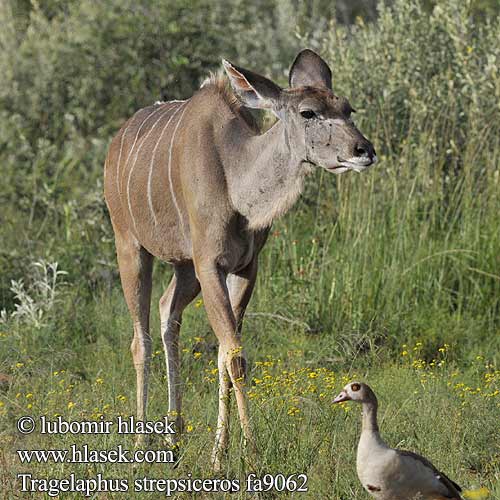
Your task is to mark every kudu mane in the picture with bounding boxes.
[201,72,261,133]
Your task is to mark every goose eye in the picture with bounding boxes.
[300,110,316,119]
[351,383,361,392]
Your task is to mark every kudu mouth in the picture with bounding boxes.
[326,155,378,172]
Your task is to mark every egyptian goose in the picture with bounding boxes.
[333,382,463,500]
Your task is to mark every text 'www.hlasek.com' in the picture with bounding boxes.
[15,415,308,497]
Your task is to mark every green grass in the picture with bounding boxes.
[0,284,499,498]
[1,0,500,497]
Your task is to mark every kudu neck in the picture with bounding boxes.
[223,118,309,230]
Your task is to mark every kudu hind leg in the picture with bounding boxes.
[227,260,258,335]
[159,264,200,446]
[114,228,153,447]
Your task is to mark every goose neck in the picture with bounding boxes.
[361,400,379,434]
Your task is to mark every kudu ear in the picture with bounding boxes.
[222,59,282,112]
[289,49,332,90]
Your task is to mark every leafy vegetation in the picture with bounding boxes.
[0,0,499,498]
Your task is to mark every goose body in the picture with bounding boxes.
[334,382,462,500]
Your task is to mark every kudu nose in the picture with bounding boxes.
[354,141,375,160]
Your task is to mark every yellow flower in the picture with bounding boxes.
[186,424,193,433]
[16,362,24,368]
[308,372,318,379]
[95,378,104,384]
[195,299,203,308]
[193,352,202,359]
[463,487,490,499]
[25,393,33,399]
[27,403,32,409]
[67,401,75,409]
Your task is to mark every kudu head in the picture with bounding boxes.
[223,49,377,173]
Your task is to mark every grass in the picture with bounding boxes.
[0,291,499,498]
[1,0,499,497]
[1,172,499,497]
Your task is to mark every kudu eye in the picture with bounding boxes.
[300,110,316,120]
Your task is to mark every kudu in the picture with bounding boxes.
[104,49,376,469]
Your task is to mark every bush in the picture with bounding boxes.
[0,0,332,304]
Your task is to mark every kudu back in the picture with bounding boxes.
[104,49,376,469]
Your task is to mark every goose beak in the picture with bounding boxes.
[333,390,351,404]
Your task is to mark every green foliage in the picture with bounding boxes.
[0,0,324,304]
[0,1,499,496]
[0,0,498,358]
[255,0,500,356]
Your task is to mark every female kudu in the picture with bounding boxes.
[104,49,376,469]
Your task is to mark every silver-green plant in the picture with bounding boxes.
[1,261,67,328]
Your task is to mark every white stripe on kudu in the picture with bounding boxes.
[126,105,176,231]
[115,122,131,197]
[123,104,168,177]
[167,103,189,239]
[116,105,166,197]
[147,102,187,226]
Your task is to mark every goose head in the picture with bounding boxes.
[333,381,377,404]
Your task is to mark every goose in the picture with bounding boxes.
[333,382,463,500]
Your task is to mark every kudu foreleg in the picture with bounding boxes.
[212,262,258,469]
[212,352,231,471]
[197,265,256,469]
[159,264,200,447]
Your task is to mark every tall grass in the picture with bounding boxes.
[0,0,499,498]
[253,0,499,362]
